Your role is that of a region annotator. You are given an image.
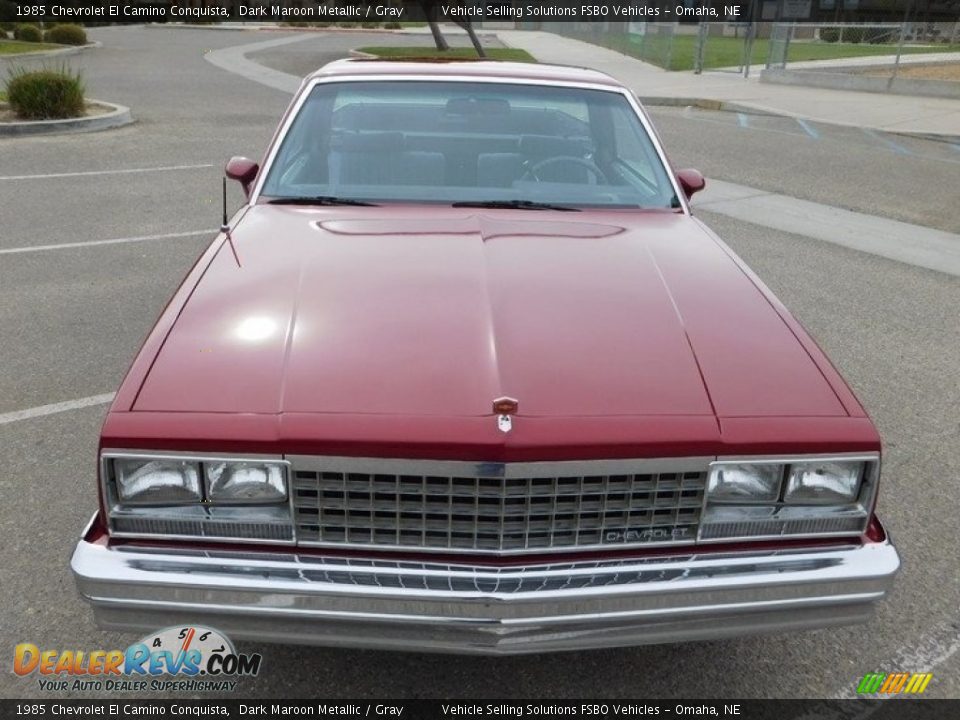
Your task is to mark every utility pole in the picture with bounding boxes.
[889,0,913,90]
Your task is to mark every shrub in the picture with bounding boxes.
[863,27,893,44]
[14,24,43,42]
[44,24,88,45]
[0,27,6,40]
[384,21,401,29]
[5,66,85,119]
[819,28,839,43]
[360,22,380,29]
[844,27,865,44]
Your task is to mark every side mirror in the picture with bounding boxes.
[676,168,706,199]
[225,156,259,198]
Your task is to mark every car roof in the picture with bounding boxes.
[306,59,625,89]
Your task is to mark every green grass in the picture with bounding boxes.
[0,90,6,102]
[356,46,537,63]
[584,33,960,71]
[0,40,62,55]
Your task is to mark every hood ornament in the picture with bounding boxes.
[493,397,518,434]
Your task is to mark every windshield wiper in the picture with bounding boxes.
[267,195,377,207]
[451,199,580,212]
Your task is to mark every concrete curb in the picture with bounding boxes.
[636,96,960,145]
[346,48,536,62]
[393,29,499,37]
[0,41,102,65]
[204,33,312,94]
[637,97,728,112]
[0,100,133,137]
[148,23,375,33]
[146,22,258,31]
[761,67,960,101]
[147,23,481,35]
[228,28,960,145]
[492,30,960,144]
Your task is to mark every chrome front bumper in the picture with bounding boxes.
[71,531,899,655]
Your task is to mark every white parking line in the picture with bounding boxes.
[796,117,820,140]
[892,622,960,676]
[0,163,213,181]
[0,229,217,255]
[0,393,116,426]
[862,128,912,156]
[826,619,960,703]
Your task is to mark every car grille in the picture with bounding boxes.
[290,457,709,554]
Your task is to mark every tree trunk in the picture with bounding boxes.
[427,19,449,51]
[454,19,487,58]
[422,2,450,51]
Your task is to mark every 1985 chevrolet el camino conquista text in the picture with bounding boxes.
[71,60,900,654]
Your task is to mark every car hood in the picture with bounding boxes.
[132,206,846,420]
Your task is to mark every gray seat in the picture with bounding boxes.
[477,153,525,188]
[329,132,444,186]
[396,151,446,186]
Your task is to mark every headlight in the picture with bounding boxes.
[205,461,287,502]
[115,458,201,505]
[103,453,293,543]
[707,463,781,502]
[700,456,878,542]
[785,461,862,504]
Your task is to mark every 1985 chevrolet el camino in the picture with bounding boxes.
[71,60,899,654]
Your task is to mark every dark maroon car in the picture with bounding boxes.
[71,60,898,654]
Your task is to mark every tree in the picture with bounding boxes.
[420,0,449,51]
[0,0,16,23]
[414,0,487,58]
[452,16,487,58]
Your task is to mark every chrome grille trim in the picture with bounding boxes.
[288,456,711,555]
[115,546,846,594]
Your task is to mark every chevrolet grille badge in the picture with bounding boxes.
[493,397,518,434]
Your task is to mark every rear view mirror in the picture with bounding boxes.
[225,156,259,198]
[676,168,706,199]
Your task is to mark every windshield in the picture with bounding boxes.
[260,81,679,209]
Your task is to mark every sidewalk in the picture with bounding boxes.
[496,30,960,140]
[748,50,960,73]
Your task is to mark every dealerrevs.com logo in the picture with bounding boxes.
[14,625,261,692]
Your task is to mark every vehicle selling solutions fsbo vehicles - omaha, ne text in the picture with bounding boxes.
[71,60,899,654]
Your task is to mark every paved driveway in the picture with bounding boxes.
[1,25,957,701]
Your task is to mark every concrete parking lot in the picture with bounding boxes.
[1,25,958,701]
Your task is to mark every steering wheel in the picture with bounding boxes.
[524,156,608,185]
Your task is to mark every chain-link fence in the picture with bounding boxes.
[763,22,960,95]
[548,21,960,80]
[550,22,683,70]
[548,22,759,73]
[767,23,903,70]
